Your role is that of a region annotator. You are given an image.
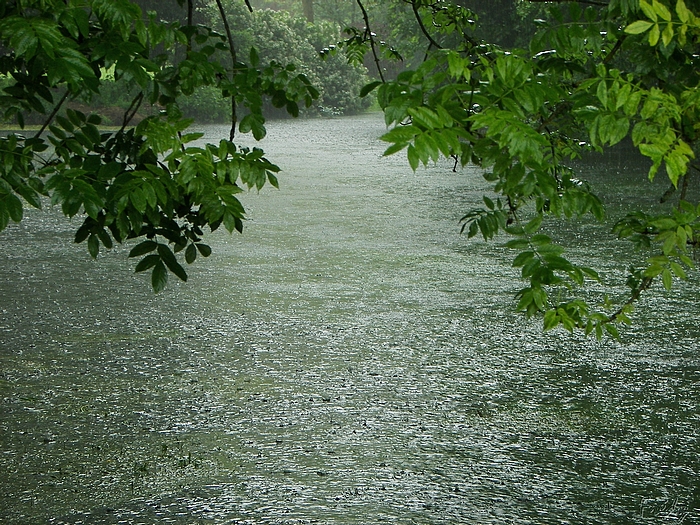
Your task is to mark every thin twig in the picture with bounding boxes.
[607,276,653,323]
[186,0,194,53]
[411,0,442,50]
[355,0,385,82]
[679,172,690,203]
[603,36,625,65]
[120,92,144,133]
[33,90,70,140]
[215,0,238,141]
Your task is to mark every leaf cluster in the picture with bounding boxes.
[0,0,319,291]
[362,0,700,338]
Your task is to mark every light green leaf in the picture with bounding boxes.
[640,0,658,20]
[625,20,654,33]
[652,0,672,21]
[676,0,691,23]
[661,22,674,46]
[648,23,661,45]
[597,81,609,109]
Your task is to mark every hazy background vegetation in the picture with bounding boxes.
[6,0,554,125]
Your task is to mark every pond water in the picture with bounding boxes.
[1,114,699,524]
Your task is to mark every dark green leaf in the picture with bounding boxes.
[135,254,160,273]
[360,81,382,98]
[151,260,168,292]
[129,240,158,258]
[185,243,197,264]
[196,243,212,257]
[157,243,188,282]
[87,233,99,258]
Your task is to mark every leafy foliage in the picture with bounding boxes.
[0,0,317,291]
[363,0,700,337]
[196,2,372,117]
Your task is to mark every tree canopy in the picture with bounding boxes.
[0,0,318,292]
[1,0,699,337]
[356,0,700,338]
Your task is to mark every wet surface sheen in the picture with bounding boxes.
[1,114,699,524]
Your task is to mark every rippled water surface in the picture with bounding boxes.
[1,114,699,524]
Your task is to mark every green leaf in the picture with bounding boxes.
[662,268,673,290]
[652,0,672,21]
[250,46,259,67]
[129,240,158,258]
[151,260,168,293]
[383,142,408,156]
[185,243,197,264]
[625,20,654,34]
[135,254,160,272]
[648,23,661,45]
[130,187,147,213]
[604,323,620,340]
[639,0,658,21]
[407,145,420,171]
[87,233,99,258]
[676,0,691,23]
[157,243,188,282]
[670,261,686,279]
[513,251,535,267]
[505,238,530,249]
[523,215,543,234]
[661,22,674,46]
[5,194,23,222]
[596,81,608,109]
[381,125,419,143]
[360,81,382,98]
[662,233,677,255]
[196,243,212,257]
[543,309,559,331]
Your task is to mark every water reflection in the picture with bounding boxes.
[0,114,698,524]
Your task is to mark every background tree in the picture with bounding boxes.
[200,1,372,116]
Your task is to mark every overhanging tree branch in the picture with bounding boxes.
[215,0,238,141]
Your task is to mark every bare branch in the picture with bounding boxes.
[33,90,70,140]
[607,276,653,324]
[410,0,442,50]
[355,0,385,83]
[215,0,238,141]
[120,92,144,133]
[603,36,625,65]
